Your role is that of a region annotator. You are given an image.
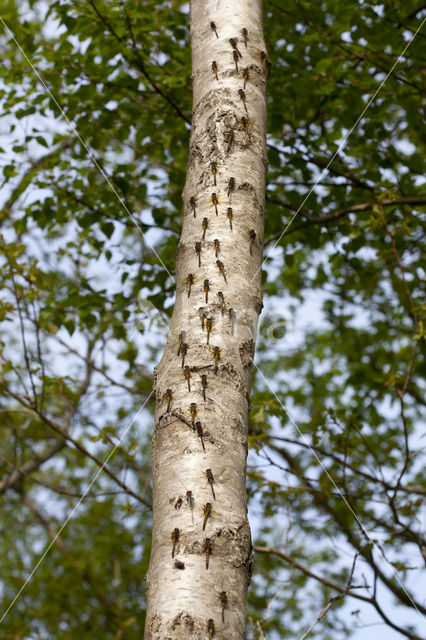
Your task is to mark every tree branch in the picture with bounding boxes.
[2,388,152,509]
[0,438,66,495]
[0,139,72,224]
[87,0,191,125]
[265,197,426,243]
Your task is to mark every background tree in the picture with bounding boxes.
[0,1,425,639]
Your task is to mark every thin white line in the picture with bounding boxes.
[252,15,426,283]
[0,17,175,283]
[253,362,426,624]
[0,360,170,624]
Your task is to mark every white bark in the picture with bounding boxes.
[145,0,267,637]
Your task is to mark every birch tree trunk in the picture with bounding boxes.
[144,0,267,637]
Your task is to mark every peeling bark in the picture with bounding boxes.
[145,1,267,637]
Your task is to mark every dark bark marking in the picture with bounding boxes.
[171,612,195,631]
[239,339,254,367]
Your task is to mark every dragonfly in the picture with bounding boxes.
[210,21,218,38]
[210,161,217,185]
[203,502,212,530]
[207,618,215,638]
[227,207,233,230]
[242,27,248,48]
[190,196,196,218]
[202,217,209,240]
[164,388,172,412]
[199,306,207,331]
[203,537,213,569]
[206,617,229,638]
[204,466,229,503]
[212,587,230,624]
[219,590,228,622]
[212,346,220,374]
[175,476,195,525]
[217,291,225,315]
[196,422,206,452]
[242,67,249,89]
[206,317,213,345]
[171,528,179,558]
[183,366,191,392]
[186,490,195,524]
[206,468,216,500]
[190,402,197,426]
[201,374,208,401]
[211,60,218,81]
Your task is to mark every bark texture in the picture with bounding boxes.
[145,1,267,637]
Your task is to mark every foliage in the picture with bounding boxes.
[0,0,425,638]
